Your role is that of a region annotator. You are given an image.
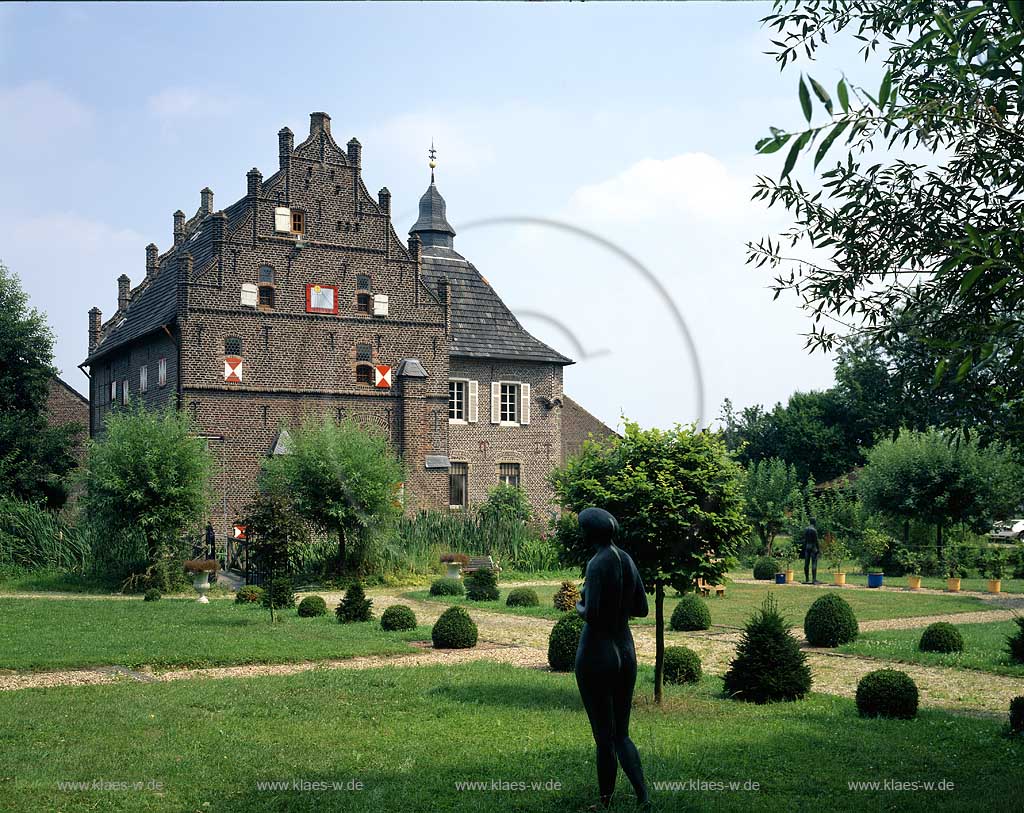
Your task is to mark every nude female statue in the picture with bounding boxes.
[574,507,650,808]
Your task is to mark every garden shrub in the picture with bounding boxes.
[431,606,478,649]
[856,669,919,719]
[663,646,702,684]
[918,621,964,654]
[297,595,327,618]
[235,585,264,604]
[547,612,585,672]
[670,594,711,631]
[261,577,296,610]
[506,587,539,607]
[1010,696,1024,735]
[752,556,777,580]
[1006,617,1024,664]
[723,595,811,703]
[465,568,499,601]
[803,593,859,647]
[336,582,373,623]
[429,577,464,597]
[553,581,580,612]
[381,604,417,631]
[143,588,161,602]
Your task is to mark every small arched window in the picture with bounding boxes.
[356,273,371,290]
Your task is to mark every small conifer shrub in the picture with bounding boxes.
[553,581,581,612]
[723,595,812,703]
[335,582,373,623]
[465,568,499,602]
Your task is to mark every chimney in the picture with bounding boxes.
[88,307,102,353]
[278,127,293,170]
[200,187,214,214]
[145,243,159,279]
[247,167,263,198]
[211,210,227,246]
[347,137,361,167]
[117,274,131,311]
[310,112,331,136]
[177,253,193,314]
[408,233,421,263]
[173,210,185,245]
[378,187,391,215]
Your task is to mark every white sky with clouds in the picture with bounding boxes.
[0,2,883,430]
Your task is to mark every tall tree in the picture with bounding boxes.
[550,421,748,703]
[749,1,1024,437]
[261,416,404,575]
[0,263,80,507]
[743,458,802,555]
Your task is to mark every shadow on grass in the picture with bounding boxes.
[425,676,583,712]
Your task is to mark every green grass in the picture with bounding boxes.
[0,660,1020,812]
[837,620,1024,677]
[0,597,426,671]
[409,580,989,628]
[0,568,123,594]
[839,573,1024,594]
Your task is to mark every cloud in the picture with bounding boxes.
[0,81,94,152]
[567,152,754,224]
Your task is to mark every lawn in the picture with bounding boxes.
[839,573,1024,594]
[1,661,1020,812]
[408,580,989,628]
[837,620,1024,678]
[0,597,426,671]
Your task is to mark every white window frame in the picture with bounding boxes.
[449,379,468,423]
[493,381,529,425]
[498,462,521,488]
[158,357,167,387]
[139,364,148,393]
[110,379,117,403]
[449,461,469,509]
[121,379,129,406]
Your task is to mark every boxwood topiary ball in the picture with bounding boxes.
[547,613,585,672]
[429,577,465,597]
[664,646,702,684]
[506,588,540,607]
[432,606,478,649]
[381,604,418,632]
[856,669,919,719]
[297,595,327,618]
[670,594,712,631]
[918,621,964,653]
[143,588,162,602]
[753,557,777,581]
[803,593,859,647]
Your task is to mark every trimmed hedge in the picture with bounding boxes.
[297,595,327,618]
[753,557,777,581]
[918,621,964,654]
[432,606,478,649]
[506,587,539,607]
[465,568,499,602]
[429,577,465,597]
[670,595,711,631]
[856,669,919,719]
[235,585,264,604]
[664,646,702,684]
[143,588,161,602]
[381,604,417,632]
[803,593,858,647]
[547,613,585,672]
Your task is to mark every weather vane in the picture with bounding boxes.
[429,140,437,182]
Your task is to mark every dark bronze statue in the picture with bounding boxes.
[802,517,820,584]
[574,507,650,808]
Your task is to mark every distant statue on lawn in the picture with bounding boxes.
[205,523,217,560]
[574,507,650,809]
[802,517,820,584]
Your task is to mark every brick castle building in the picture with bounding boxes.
[83,112,612,538]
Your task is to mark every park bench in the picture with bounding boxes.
[697,578,726,598]
[462,555,501,575]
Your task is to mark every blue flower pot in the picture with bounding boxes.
[775,573,787,585]
[867,573,884,588]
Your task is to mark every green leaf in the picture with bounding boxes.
[837,79,850,112]
[958,265,985,295]
[781,131,808,179]
[878,70,892,107]
[954,355,973,383]
[934,12,955,39]
[799,76,812,122]
[1010,0,1022,28]
[933,359,948,386]
[808,76,833,114]
[813,120,850,168]
[756,133,791,154]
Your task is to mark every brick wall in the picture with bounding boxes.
[561,394,618,463]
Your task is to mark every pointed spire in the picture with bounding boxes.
[409,144,455,251]
[429,140,437,184]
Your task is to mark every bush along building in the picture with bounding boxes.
[83,112,612,539]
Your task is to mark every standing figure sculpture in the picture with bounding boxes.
[802,517,820,584]
[574,507,650,809]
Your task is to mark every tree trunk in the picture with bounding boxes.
[654,582,665,704]
[337,527,347,575]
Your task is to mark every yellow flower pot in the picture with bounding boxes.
[784,569,795,584]
[832,572,846,586]
[988,579,1001,594]
[907,575,922,591]
[946,577,961,592]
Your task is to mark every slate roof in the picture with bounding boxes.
[410,181,455,239]
[419,244,573,365]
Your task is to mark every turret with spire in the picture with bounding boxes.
[409,142,456,250]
